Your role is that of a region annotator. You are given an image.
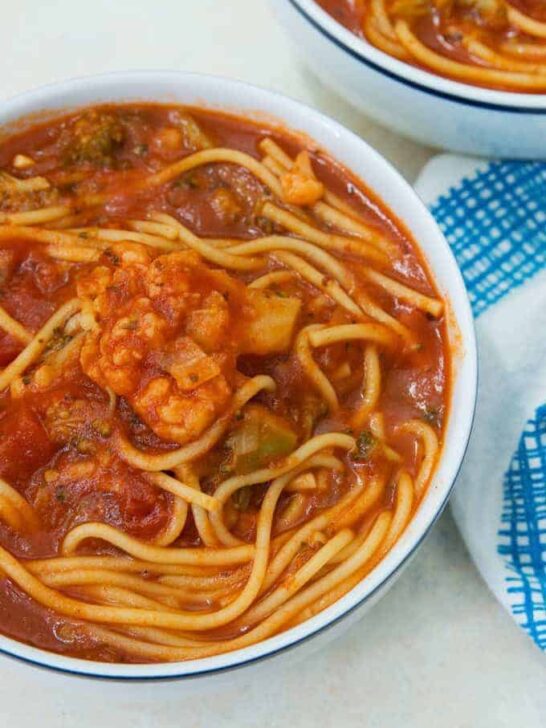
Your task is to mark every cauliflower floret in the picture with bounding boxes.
[80,249,240,444]
[128,334,231,444]
[77,243,152,305]
[280,151,324,206]
[78,242,298,446]
[76,265,113,300]
[82,297,168,396]
[144,251,197,324]
[133,373,231,444]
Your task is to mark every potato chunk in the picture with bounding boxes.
[242,290,301,355]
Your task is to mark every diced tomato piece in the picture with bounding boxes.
[0,332,22,367]
[0,403,56,483]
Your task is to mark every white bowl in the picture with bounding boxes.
[271,0,546,158]
[0,70,477,680]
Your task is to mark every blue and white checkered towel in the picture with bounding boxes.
[416,156,546,652]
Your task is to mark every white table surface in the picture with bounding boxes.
[1,1,544,726]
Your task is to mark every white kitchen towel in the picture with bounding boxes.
[416,156,546,651]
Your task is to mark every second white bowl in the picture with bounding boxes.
[272,0,546,158]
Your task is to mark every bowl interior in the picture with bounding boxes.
[0,71,477,679]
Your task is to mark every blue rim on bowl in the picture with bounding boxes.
[0,70,478,680]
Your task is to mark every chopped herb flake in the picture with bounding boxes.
[351,430,377,462]
[55,488,67,503]
[423,407,440,427]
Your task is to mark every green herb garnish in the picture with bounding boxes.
[351,430,377,462]
[422,407,440,427]
[104,249,121,266]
